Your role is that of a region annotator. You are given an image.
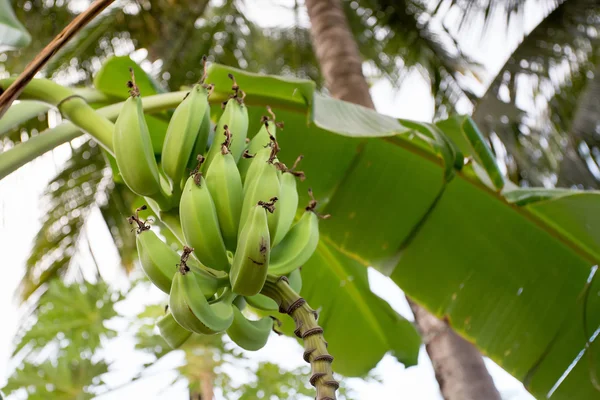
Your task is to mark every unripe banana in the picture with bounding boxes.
[272,156,304,246]
[226,305,273,351]
[233,295,247,311]
[130,206,227,296]
[243,146,273,193]
[205,128,243,251]
[180,162,230,271]
[245,293,278,312]
[170,266,236,334]
[113,70,162,197]
[157,311,192,349]
[203,74,249,171]
[190,265,229,300]
[230,203,271,296]
[169,269,214,334]
[161,83,211,191]
[135,228,179,294]
[238,114,278,182]
[268,192,329,276]
[240,147,280,243]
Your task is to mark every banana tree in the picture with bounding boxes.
[2,53,600,399]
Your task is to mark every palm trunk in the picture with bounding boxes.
[304,1,501,399]
[304,0,374,109]
[408,300,502,400]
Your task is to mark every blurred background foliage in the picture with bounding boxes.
[2,0,600,398]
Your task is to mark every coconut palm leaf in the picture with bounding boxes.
[20,138,141,301]
[430,0,558,37]
[350,0,481,117]
[20,139,109,300]
[471,0,600,186]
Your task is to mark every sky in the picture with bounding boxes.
[0,0,551,399]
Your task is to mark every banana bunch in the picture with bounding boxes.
[120,72,329,353]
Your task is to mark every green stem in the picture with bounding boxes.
[1,78,113,149]
[0,88,111,139]
[0,91,187,180]
[261,275,339,400]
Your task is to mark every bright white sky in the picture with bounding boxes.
[0,0,550,399]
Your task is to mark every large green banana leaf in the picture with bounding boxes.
[3,61,600,398]
[206,64,600,399]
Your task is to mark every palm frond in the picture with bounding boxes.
[350,0,482,117]
[472,0,600,186]
[98,181,139,273]
[20,139,110,301]
[430,0,559,38]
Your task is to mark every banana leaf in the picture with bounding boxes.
[4,63,600,398]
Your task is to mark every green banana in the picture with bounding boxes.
[180,162,230,271]
[268,192,329,276]
[170,267,236,334]
[240,147,280,242]
[157,311,192,348]
[131,205,227,296]
[113,70,163,197]
[161,83,211,191]
[135,227,180,294]
[233,295,247,311]
[245,293,278,312]
[187,105,211,171]
[243,146,273,193]
[272,158,304,246]
[169,269,213,334]
[238,115,278,182]
[230,203,271,296]
[226,305,273,351]
[185,249,230,300]
[204,74,249,171]
[205,127,244,251]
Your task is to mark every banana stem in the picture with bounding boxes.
[261,275,339,400]
[0,91,187,180]
[0,78,114,149]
